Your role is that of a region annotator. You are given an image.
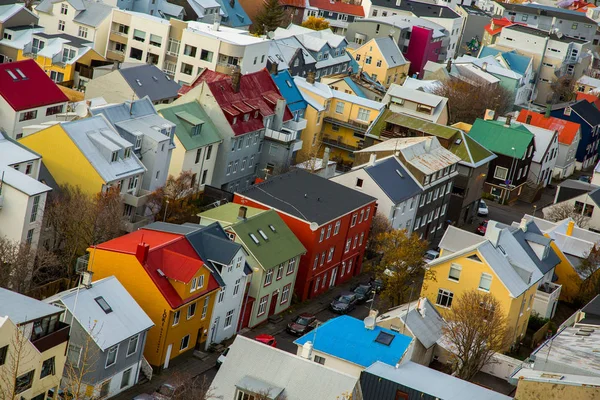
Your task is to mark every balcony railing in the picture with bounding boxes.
[265,128,299,143]
[122,214,153,232]
[285,118,307,131]
[322,135,362,152]
[75,254,89,274]
[32,321,69,353]
[122,189,152,208]
[538,281,561,295]
[323,116,370,132]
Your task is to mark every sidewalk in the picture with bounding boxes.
[112,273,367,399]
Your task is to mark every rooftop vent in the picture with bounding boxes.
[396,169,404,178]
[136,79,142,86]
[575,330,591,337]
[6,70,17,80]
[152,76,158,82]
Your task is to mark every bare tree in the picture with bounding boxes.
[62,321,101,400]
[146,171,201,224]
[543,203,589,228]
[574,245,600,306]
[442,290,510,381]
[0,321,35,400]
[432,78,513,124]
[549,76,576,104]
[293,143,325,174]
[164,374,223,400]
[365,212,392,256]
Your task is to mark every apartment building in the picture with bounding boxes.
[0,131,51,248]
[35,0,114,57]
[303,0,365,35]
[456,4,492,56]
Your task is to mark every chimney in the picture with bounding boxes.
[229,0,234,7]
[484,109,495,121]
[526,114,532,124]
[446,59,452,73]
[364,309,377,330]
[323,147,330,167]
[213,14,221,31]
[306,70,316,85]
[238,206,248,220]
[136,242,150,265]
[301,341,313,359]
[270,61,279,75]
[505,115,512,127]
[482,61,488,72]
[369,153,377,166]
[231,65,241,93]
[519,217,529,232]
[545,103,552,118]
[566,220,575,236]
[485,221,502,247]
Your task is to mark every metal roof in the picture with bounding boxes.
[363,156,422,204]
[0,288,63,324]
[157,101,222,151]
[45,276,154,351]
[373,36,407,68]
[119,64,181,103]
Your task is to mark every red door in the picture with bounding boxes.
[269,290,279,317]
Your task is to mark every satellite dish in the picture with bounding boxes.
[267,31,275,39]
[389,28,396,36]
[74,102,88,118]
[309,222,319,231]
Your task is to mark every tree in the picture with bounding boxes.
[543,203,589,228]
[163,374,222,400]
[432,78,513,124]
[443,290,510,381]
[301,16,330,31]
[365,212,392,256]
[549,75,576,104]
[574,245,600,305]
[0,321,34,400]
[146,171,201,224]
[252,0,285,35]
[368,229,432,307]
[62,321,101,400]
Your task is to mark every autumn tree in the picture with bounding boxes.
[301,16,330,31]
[549,75,576,104]
[146,171,201,224]
[252,0,285,35]
[432,78,513,124]
[443,291,510,381]
[0,321,35,400]
[543,203,589,228]
[574,245,600,305]
[365,213,392,257]
[61,321,102,399]
[368,229,432,307]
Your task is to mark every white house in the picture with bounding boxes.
[331,155,421,232]
[544,179,600,232]
[0,59,69,139]
[383,84,449,125]
[0,131,51,248]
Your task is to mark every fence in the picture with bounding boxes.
[530,321,552,349]
[480,352,525,380]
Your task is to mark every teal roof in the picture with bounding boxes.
[271,70,307,113]
[157,101,222,151]
[344,77,367,98]
[478,47,531,76]
[468,119,534,158]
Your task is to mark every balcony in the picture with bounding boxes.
[122,214,153,232]
[122,188,152,208]
[322,135,362,152]
[285,118,307,132]
[106,49,125,62]
[109,31,129,44]
[533,281,562,319]
[31,321,69,353]
[323,116,370,132]
[291,139,303,153]
[265,128,299,143]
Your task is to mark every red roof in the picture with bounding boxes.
[308,0,364,16]
[280,0,305,7]
[181,69,293,136]
[576,92,600,110]
[0,59,68,111]
[484,18,515,36]
[517,109,580,146]
[95,229,219,309]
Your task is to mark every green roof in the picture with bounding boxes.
[385,113,460,139]
[199,204,306,269]
[468,119,534,159]
[157,101,222,151]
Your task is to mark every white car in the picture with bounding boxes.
[478,200,489,216]
[423,250,440,264]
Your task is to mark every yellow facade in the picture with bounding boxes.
[88,249,217,368]
[17,48,106,85]
[19,124,106,195]
[515,379,600,400]
[0,317,67,400]
[545,239,581,302]
[348,39,410,89]
[422,248,538,347]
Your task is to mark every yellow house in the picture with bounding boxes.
[422,223,547,347]
[576,75,600,94]
[295,75,384,166]
[0,289,70,400]
[86,226,225,369]
[348,37,410,89]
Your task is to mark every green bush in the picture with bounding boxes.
[481,192,495,201]
[528,313,549,331]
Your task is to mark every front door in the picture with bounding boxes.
[329,267,338,288]
[269,290,279,317]
[210,317,219,345]
[164,344,172,369]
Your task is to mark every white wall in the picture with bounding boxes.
[171,140,220,190]
[139,135,172,192]
[294,347,364,378]
[0,98,69,139]
[116,13,171,69]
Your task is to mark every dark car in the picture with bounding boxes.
[369,278,384,293]
[579,175,592,183]
[287,313,319,336]
[352,283,374,303]
[476,220,489,236]
[330,293,358,314]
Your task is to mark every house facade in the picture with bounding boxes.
[199,204,306,328]
[303,0,365,35]
[382,84,449,125]
[347,37,410,89]
[234,169,376,301]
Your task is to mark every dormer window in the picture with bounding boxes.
[416,104,433,114]
[424,175,430,185]
[232,116,237,124]
[111,152,118,162]
[254,111,259,118]
[243,114,249,122]
[124,148,131,158]
[191,124,202,136]
[135,136,142,149]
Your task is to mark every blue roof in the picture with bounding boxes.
[478,47,530,75]
[216,0,250,28]
[271,70,307,113]
[294,316,413,368]
[478,46,501,59]
[343,77,367,98]
[365,157,421,204]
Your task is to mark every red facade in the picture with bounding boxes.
[234,194,376,301]
[405,26,442,78]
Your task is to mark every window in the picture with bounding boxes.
[95,296,112,314]
[60,4,68,14]
[58,20,65,31]
[67,344,81,366]
[287,258,296,275]
[187,302,196,319]
[355,178,364,188]
[327,246,335,262]
[30,195,40,223]
[281,284,291,304]
[100,381,110,398]
[0,345,6,366]
[224,309,234,328]
[105,345,118,368]
[319,228,325,242]
[201,295,210,319]
[180,62,193,75]
[218,289,225,303]
[436,289,454,308]
[446,181,452,195]
[46,104,64,116]
[320,252,325,265]
[314,355,326,364]
[264,269,273,286]
[359,209,365,223]
[184,45,197,57]
[494,166,508,180]
[351,213,358,227]
[233,160,239,173]
[40,357,55,379]
[357,108,371,121]
[345,239,351,253]
[180,334,190,351]
[449,263,461,281]
[479,273,493,291]
[127,335,139,356]
[121,368,132,389]
[359,232,364,245]
[173,310,180,325]
[150,34,162,47]
[15,370,34,394]
[111,151,118,163]
[335,101,345,114]
[78,26,88,38]
[365,56,372,64]
[313,255,318,270]
[19,110,37,122]
[227,162,232,175]
[276,263,284,280]
[233,278,241,296]
[257,295,268,316]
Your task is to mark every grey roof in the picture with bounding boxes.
[37,0,113,27]
[238,169,376,226]
[363,156,421,204]
[364,361,512,400]
[144,221,199,235]
[34,32,91,48]
[494,1,596,24]
[373,36,407,68]
[119,65,181,102]
[60,115,146,183]
[268,38,316,70]
[0,131,51,196]
[44,276,154,351]
[0,288,63,324]
[505,24,588,44]
[211,336,360,400]
[511,223,561,275]
[371,0,460,18]
[582,295,600,318]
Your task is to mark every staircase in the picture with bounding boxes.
[519,180,543,203]
[140,357,153,382]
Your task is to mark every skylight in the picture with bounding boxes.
[15,68,26,79]
[94,296,113,314]
[6,70,17,80]
[375,331,395,346]
[258,229,268,240]
[249,233,260,244]
[268,224,276,232]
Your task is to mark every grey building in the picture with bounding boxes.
[456,5,492,56]
[267,36,317,78]
[46,276,154,399]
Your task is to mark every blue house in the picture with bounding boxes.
[478,47,531,76]
[271,69,308,121]
[552,99,600,170]
[294,315,413,376]
[186,0,251,29]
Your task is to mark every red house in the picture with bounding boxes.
[234,169,377,301]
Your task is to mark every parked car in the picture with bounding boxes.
[423,249,440,264]
[369,278,384,293]
[476,220,489,236]
[216,347,229,368]
[255,334,277,347]
[579,175,592,183]
[478,200,489,216]
[287,313,319,336]
[352,283,374,303]
[330,293,358,314]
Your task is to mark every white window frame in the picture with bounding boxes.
[448,263,461,281]
[105,344,119,368]
[126,334,139,357]
[172,310,180,326]
[180,334,190,351]
[494,166,509,180]
[479,273,493,291]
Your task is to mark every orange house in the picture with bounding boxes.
[87,227,221,369]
